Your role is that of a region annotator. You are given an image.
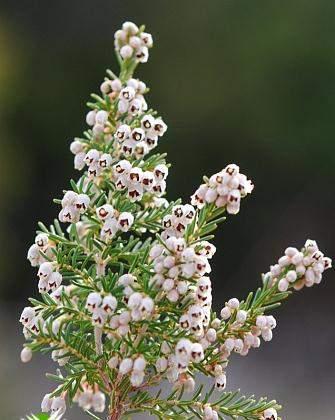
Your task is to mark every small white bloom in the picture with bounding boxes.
[20,347,33,363]
[102,295,117,314]
[118,212,134,232]
[41,393,52,412]
[263,408,278,420]
[133,356,146,372]
[92,391,106,413]
[190,343,204,363]
[95,110,108,125]
[236,310,247,324]
[96,204,115,220]
[227,298,240,309]
[119,358,133,374]
[51,396,66,416]
[215,373,227,390]
[130,370,145,387]
[120,45,134,59]
[86,292,102,312]
[108,355,120,369]
[220,306,231,320]
[128,292,143,309]
[38,262,54,279]
[86,110,97,126]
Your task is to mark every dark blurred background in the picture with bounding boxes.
[0,1,334,418]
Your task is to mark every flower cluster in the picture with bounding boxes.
[37,261,62,294]
[86,292,118,327]
[81,148,113,179]
[114,21,153,63]
[19,306,44,338]
[127,292,154,321]
[220,298,277,357]
[267,239,332,292]
[112,160,168,201]
[73,383,106,413]
[96,204,134,241]
[114,114,167,159]
[109,310,131,336]
[119,355,147,387]
[70,139,87,170]
[58,190,90,223]
[161,204,195,239]
[191,164,254,214]
[203,405,219,420]
[150,237,214,303]
[27,233,55,267]
[41,394,66,418]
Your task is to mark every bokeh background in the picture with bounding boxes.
[0,1,334,418]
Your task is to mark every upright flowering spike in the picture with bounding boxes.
[20,20,332,420]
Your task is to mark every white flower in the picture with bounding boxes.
[154,164,168,181]
[74,194,90,214]
[220,306,232,320]
[120,86,136,102]
[101,218,119,240]
[153,118,167,136]
[95,110,108,125]
[78,391,93,410]
[136,47,149,63]
[41,394,52,412]
[35,233,49,248]
[118,212,134,232]
[74,152,86,170]
[84,149,100,165]
[206,328,217,343]
[48,271,63,291]
[38,262,54,280]
[21,347,33,363]
[130,370,145,387]
[263,408,278,420]
[86,110,97,126]
[227,298,239,309]
[92,307,107,327]
[51,396,66,416]
[122,21,139,35]
[108,355,120,369]
[120,45,134,59]
[215,373,227,390]
[234,309,247,324]
[119,358,133,374]
[99,153,112,168]
[175,338,192,363]
[156,357,168,372]
[96,204,115,220]
[86,292,102,312]
[102,295,117,314]
[133,356,146,372]
[20,307,35,325]
[139,296,154,316]
[116,124,131,141]
[128,292,143,309]
[92,391,105,413]
[190,343,204,363]
[278,278,289,292]
[27,244,42,267]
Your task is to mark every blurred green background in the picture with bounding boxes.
[0,0,334,418]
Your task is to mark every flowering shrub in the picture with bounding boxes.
[20,21,332,420]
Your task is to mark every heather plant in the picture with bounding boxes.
[20,21,332,420]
